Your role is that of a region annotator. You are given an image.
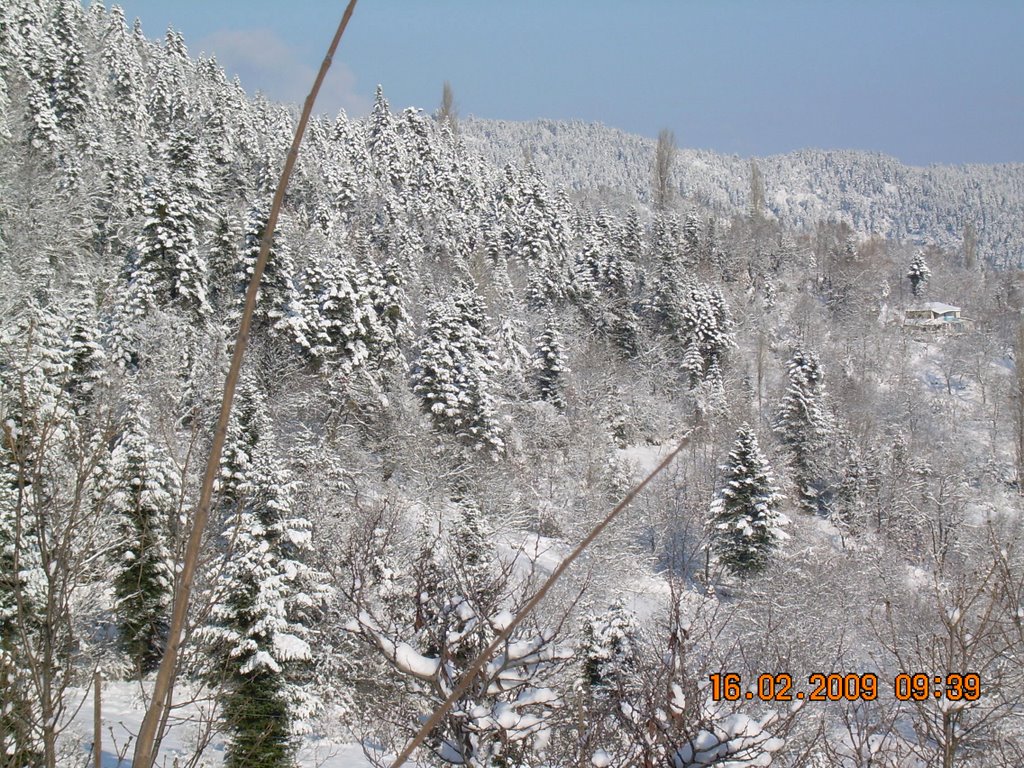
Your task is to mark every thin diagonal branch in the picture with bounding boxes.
[389,433,691,768]
[131,3,360,766]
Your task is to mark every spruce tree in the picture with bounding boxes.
[708,426,787,576]
[63,278,106,411]
[412,290,505,453]
[44,0,88,135]
[907,251,931,298]
[774,347,830,514]
[648,211,682,334]
[532,321,568,412]
[575,600,644,765]
[301,254,372,373]
[678,281,734,374]
[109,398,177,675]
[362,254,411,366]
[579,600,642,701]
[366,85,408,197]
[132,167,209,317]
[236,201,309,351]
[201,385,329,768]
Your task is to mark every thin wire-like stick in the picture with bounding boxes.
[131,3,360,765]
[389,433,691,768]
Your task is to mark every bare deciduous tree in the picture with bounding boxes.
[437,80,458,134]
[749,159,765,220]
[874,526,1024,768]
[653,128,676,211]
[963,221,978,271]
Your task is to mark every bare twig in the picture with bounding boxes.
[130,3,360,765]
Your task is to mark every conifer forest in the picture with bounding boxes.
[1,2,1023,767]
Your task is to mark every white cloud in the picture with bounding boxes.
[196,28,370,117]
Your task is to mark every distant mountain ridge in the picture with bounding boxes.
[461,117,1024,267]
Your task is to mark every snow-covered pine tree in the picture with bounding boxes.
[907,250,931,298]
[492,314,530,397]
[532,321,568,412]
[708,425,787,576]
[0,293,110,766]
[131,165,209,318]
[575,600,644,764]
[579,599,642,702]
[108,397,177,675]
[201,384,330,768]
[648,211,682,334]
[97,5,148,221]
[682,210,702,267]
[774,347,830,514]
[362,254,411,367]
[574,210,642,356]
[619,206,645,278]
[681,341,704,388]
[206,211,241,314]
[63,277,106,411]
[366,85,409,198]
[236,200,309,352]
[516,172,571,309]
[301,253,371,374]
[412,289,505,453]
[678,281,734,374]
[44,0,88,136]
[147,27,192,136]
[100,5,146,136]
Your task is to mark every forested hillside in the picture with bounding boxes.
[1,2,1023,767]
[462,118,1024,269]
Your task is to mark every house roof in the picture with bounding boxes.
[909,302,960,314]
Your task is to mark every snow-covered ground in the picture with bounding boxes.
[63,681,374,768]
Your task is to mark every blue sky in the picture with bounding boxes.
[112,1,1024,166]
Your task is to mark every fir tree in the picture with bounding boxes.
[619,206,645,276]
[708,426,787,576]
[579,600,642,701]
[101,5,146,136]
[201,386,329,768]
[206,211,242,314]
[493,315,531,396]
[681,341,704,388]
[362,254,411,366]
[412,290,505,453]
[131,166,209,318]
[63,278,106,411]
[301,254,373,374]
[648,211,682,334]
[774,347,830,514]
[678,281,734,373]
[907,250,931,298]
[147,27,192,134]
[236,201,309,351]
[681,211,701,268]
[366,85,408,196]
[532,321,568,412]
[44,0,88,134]
[109,398,177,675]
[348,501,564,768]
[573,600,646,765]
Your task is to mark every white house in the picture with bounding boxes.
[903,302,966,331]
